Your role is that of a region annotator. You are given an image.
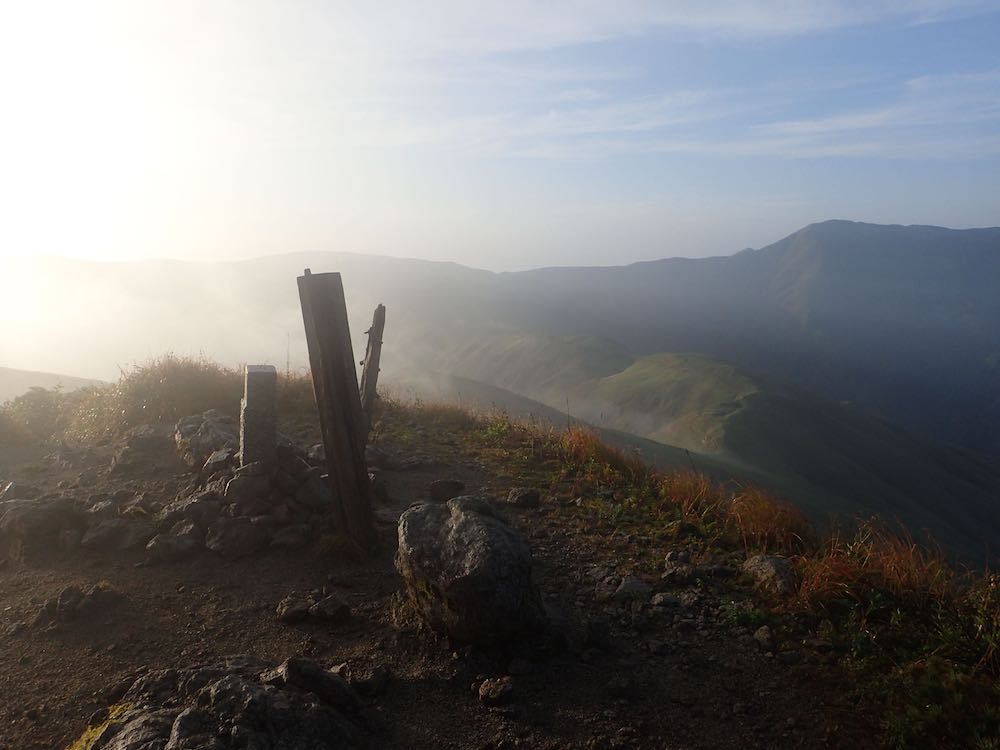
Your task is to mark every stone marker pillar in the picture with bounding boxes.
[240,364,277,467]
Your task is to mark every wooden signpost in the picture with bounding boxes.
[359,303,386,435]
[297,269,374,552]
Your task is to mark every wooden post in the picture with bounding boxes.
[297,269,374,552]
[359,303,386,435]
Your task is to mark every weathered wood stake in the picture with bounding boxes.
[297,269,374,552]
[359,303,386,435]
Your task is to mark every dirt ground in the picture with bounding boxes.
[0,422,878,750]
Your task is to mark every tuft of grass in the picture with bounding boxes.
[1,355,318,443]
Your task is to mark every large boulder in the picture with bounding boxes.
[0,496,82,561]
[395,496,547,644]
[174,410,239,468]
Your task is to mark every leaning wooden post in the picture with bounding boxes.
[359,303,386,436]
[297,269,374,553]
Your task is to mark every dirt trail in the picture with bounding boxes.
[0,421,876,749]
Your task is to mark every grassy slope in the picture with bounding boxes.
[434,333,1000,561]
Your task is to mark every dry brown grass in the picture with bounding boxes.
[797,519,957,612]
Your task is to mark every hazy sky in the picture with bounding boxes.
[1,1,999,270]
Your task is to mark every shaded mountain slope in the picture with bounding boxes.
[432,334,1000,560]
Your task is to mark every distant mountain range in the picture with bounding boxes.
[2,220,998,558]
[0,367,103,403]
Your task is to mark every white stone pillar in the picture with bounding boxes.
[240,364,277,467]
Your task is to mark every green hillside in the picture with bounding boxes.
[432,333,1000,561]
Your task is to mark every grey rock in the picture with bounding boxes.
[109,425,171,474]
[650,592,681,608]
[276,596,312,624]
[742,554,798,596]
[613,574,652,602]
[0,496,81,560]
[270,523,313,550]
[295,474,333,510]
[159,492,221,527]
[308,595,351,624]
[223,475,270,507]
[259,657,361,714]
[594,576,620,603]
[478,676,514,706]
[174,411,239,468]
[69,657,368,749]
[428,478,465,502]
[753,624,777,652]
[81,518,155,552]
[395,497,547,644]
[205,517,270,559]
[0,481,39,500]
[146,521,202,562]
[506,487,541,508]
[201,448,235,476]
[661,561,698,585]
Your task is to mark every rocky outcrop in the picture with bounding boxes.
[174,410,240,468]
[67,656,369,749]
[395,496,547,644]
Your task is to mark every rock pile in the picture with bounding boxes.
[68,656,373,749]
[0,412,346,564]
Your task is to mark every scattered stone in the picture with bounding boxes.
[742,554,799,596]
[67,657,368,749]
[650,592,680,608]
[613,574,652,602]
[308,595,351,624]
[478,676,514,706]
[276,596,312,624]
[205,517,271,559]
[0,496,82,561]
[145,521,202,562]
[81,518,155,553]
[159,491,221,527]
[428,478,465,502]
[395,496,547,644]
[505,487,541,508]
[594,576,620,603]
[260,657,361,714]
[664,549,690,564]
[660,561,697,585]
[202,448,235,476]
[175,410,240,468]
[223,474,270,508]
[33,583,126,627]
[109,425,171,473]
[753,625,777,652]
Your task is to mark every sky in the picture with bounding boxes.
[1,1,999,270]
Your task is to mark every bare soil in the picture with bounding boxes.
[0,420,878,749]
